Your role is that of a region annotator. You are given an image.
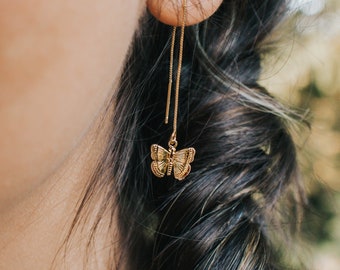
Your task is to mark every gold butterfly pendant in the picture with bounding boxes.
[151,144,196,181]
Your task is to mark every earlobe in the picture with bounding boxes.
[146,0,223,26]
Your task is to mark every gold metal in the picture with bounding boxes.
[151,144,195,181]
[151,0,196,181]
[172,0,186,136]
[165,26,176,124]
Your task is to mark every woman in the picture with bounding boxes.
[0,0,305,269]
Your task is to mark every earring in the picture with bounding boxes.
[148,0,223,180]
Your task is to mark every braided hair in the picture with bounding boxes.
[73,1,306,269]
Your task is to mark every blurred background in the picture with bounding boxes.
[261,0,340,268]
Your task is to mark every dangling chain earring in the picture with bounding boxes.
[150,0,196,181]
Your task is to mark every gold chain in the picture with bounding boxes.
[165,0,187,144]
[165,26,176,125]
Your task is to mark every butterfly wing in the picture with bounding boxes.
[173,147,196,180]
[150,144,170,178]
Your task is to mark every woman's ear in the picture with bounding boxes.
[146,0,223,26]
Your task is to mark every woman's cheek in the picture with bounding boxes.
[0,0,144,209]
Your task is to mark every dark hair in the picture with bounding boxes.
[70,0,306,269]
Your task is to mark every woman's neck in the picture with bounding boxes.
[0,114,115,270]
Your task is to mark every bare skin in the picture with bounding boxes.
[0,1,145,269]
[147,0,223,26]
